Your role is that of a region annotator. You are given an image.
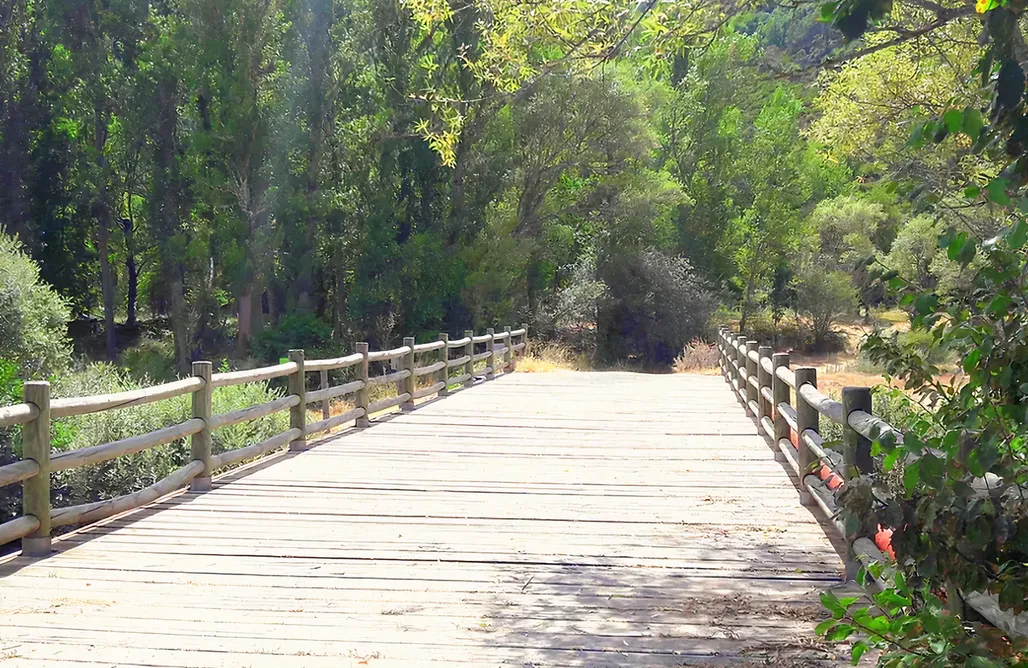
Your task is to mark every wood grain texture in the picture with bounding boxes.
[0,372,850,667]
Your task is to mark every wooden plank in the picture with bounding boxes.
[0,371,850,666]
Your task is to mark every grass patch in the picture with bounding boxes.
[517,342,590,372]
[673,339,720,374]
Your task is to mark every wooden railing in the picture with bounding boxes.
[716,327,893,576]
[0,326,528,557]
[715,327,1028,638]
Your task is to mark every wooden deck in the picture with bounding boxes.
[0,371,846,667]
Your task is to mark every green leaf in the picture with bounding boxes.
[851,641,869,665]
[1009,219,1028,249]
[820,590,846,619]
[943,109,963,133]
[904,462,919,495]
[963,348,981,373]
[883,448,901,472]
[987,294,1011,316]
[986,177,1011,205]
[826,623,854,641]
[956,236,977,265]
[815,618,837,635]
[961,108,984,138]
[964,185,981,199]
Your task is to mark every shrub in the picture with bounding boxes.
[48,363,288,513]
[517,341,590,373]
[251,313,333,362]
[673,339,720,372]
[597,249,716,364]
[0,234,72,377]
[121,335,178,383]
[794,264,858,350]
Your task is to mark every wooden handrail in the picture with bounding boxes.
[211,362,298,388]
[209,395,301,430]
[2,325,527,557]
[51,377,204,418]
[367,346,411,362]
[305,352,363,372]
[0,403,38,428]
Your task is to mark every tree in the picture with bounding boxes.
[794,263,857,349]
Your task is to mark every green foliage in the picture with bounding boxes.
[46,363,287,514]
[0,235,72,377]
[121,335,178,383]
[597,250,716,363]
[795,265,858,349]
[251,314,334,363]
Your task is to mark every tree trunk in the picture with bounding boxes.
[237,290,253,357]
[94,107,117,360]
[739,269,757,332]
[122,216,138,327]
[97,206,117,360]
[170,276,190,374]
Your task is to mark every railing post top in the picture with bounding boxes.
[841,386,872,405]
[465,329,474,336]
[486,327,494,335]
[772,352,789,365]
[356,341,369,353]
[439,333,449,341]
[403,336,415,345]
[288,349,304,361]
[191,360,212,372]
[758,345,772,356]
[23,380,50,393]
[794,366,817,386]
[746,339,758,347]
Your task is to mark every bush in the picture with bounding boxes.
[673,339,720,372]
[47,363,288,514]
[251,313,333,362]
[597,249,716,364]
[0,234,72,377]
[794,264,857,350]
[121,335,178,383]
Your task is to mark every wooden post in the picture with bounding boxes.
[772,352,791,447]
[757,345,772,423]
[438,333,450,396]
[319,369,330,420]
[355,343,370,428]
[841,387,873,478]
[794,366,818,506]
[401,336,415,410]
[190,361,213,492]
[745,339,758,410]
[841,386,873,580]
[503,326,513,371]
[734,334,746,392]
[485,328,496,380]
[463,330,474,388]
[288,349,307,451]
[717,328,727,378]
[522,323,529,358]
[21,381,51,557]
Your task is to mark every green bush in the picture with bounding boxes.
[0,234,72,377]
[251,313,333,362]
[121,335,178,383]
[48,363,288,513]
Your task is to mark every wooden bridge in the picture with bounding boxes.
[0,328,851,666]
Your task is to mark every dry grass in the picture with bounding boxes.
[673,339,721,374]
[516,342,590,373]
